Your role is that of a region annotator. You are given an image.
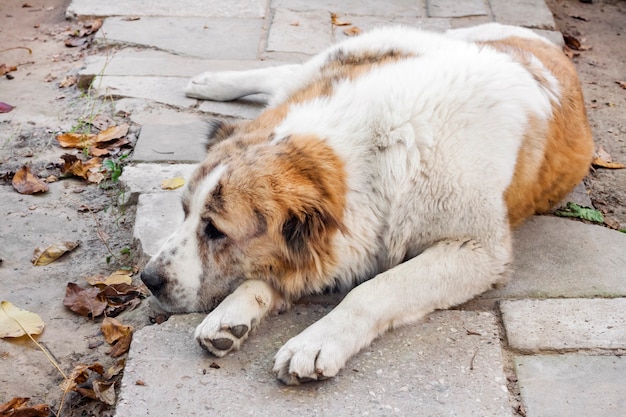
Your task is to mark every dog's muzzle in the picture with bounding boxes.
[140,263,165,295]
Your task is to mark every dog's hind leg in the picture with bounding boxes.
[185,64,301,101]
[272,232,512,385]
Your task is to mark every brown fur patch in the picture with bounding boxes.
[484,37,594,227]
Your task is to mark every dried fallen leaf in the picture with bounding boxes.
[593,158,626,169]
[616,81,626,90]
[60,154,103,182]
[104,358,126,379]
[330,12,351,26]
[161,177,186,190]
[0,102,14,113]
[0,397,50,417]
[93,380,116,405]
[0,63,18,76]
[343,26,362,37]
[95,124,129,143]
[63,283,107,318]
[56,132,96,148]
[12,165,49,195]
[85,270,133,287]
[101,317,133,345]
[59,75,77,88]
[563,33,591,51]
[0,301,45,338]
[32,241,79,266]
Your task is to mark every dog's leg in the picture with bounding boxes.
[272,235,511,385]
[185,64,301,101]
[195,279,287,356]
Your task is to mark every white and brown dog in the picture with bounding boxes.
[141,23,593,385]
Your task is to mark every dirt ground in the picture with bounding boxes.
[0,0,624,416]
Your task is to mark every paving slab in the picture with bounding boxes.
[427,0,488,18]
[333,17,452,42]
[270,0,426,17]
[268,9,333,55]
[484,216,626,299]
[501,298,626,351]
[116,309,512,416]
[96,17,263,59]
[134,192,184,258]
[114,98,204,126]
[132,123,208,163]
[67,0,266,19]
[198,94,267,119]
[489,0,556,30]
[515,355,626,417]
[120,163,198,196]
[91,75,196,109]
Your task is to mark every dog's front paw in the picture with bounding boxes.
[272,317,356,385]
[194,313,254,357]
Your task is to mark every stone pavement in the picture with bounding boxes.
[65,0,626,415]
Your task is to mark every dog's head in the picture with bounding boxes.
[141,120,347,313]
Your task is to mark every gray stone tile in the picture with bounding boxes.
[515,355,626,417]
[501,299,626,351]
[114,98,205,126]
[427,0,488,18]
[134,192,184,258]
[333,17,451,42]
[267,9,333,55]
[132,123,208,163]
[116,310,512,416]
[271,0,426,17]
[198,94,267,119]
[91,75,196,109]
[67,0,266,18]
[484,216,626,299]
[489,0,556,30]
[96,17,262,59]
[120,163,198,195]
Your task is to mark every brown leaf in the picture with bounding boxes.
[59,75,77,88]
[60,154,102,181]
[56,132,96,148]
[91,114,115,131]
[32,241,79,266]
[12,166,48,195]
[563,33,591,51]
[104,358,126,379]
[63,283,107,318]
[101,317,133,345]
[330,12,351,26]
[0,64,18,76]
[100,283,146,306]
[95,124,129,143]
[109,332,133,357]
[616,81,626,90]
[89,137,130,157]
[0,397,50,417]
[85,270,132,287]
[93,380,116,405]
[592,158,626,169]
[343,26,362,37]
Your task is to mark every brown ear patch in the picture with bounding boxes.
[206,119,237,150]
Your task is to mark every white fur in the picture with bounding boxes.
[173,24,562,383]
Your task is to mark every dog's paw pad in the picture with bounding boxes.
[209,337,234,351]
[230,324,249,339]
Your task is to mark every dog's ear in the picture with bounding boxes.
[281,207,342,265]
[206,119,236,151]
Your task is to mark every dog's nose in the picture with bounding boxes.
[141,266,164,295]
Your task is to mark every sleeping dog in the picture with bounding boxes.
[141,23,593,385]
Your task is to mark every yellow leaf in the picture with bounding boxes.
[161,177,185,190]
[85,270,133,286]
[343,26,362,37]
[32,241,79,266]
[0,301,45,338]
[592,157,626,169]
[330,12,351,26]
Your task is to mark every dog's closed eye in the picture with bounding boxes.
[205,220,226,240]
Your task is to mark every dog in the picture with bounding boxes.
[140,23,593,385]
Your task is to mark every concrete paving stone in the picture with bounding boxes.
[120,163,198,195]
[333,17,451,42]
[271,0,426,17]
[116,309,512,416]
[96,17,263,60]
[427,0,488,18]
[489,0,556,30]
[198,94,267,119]
[501,298,626,351]
[134,192,184,258]
[67,0,266,19]
[132,123,208,163]
[91,75,196,109]
[114,98,204,126]
[81,50,294,79]
[484,216,626,299]
[515,354,626,417]
[267,9,334,55]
